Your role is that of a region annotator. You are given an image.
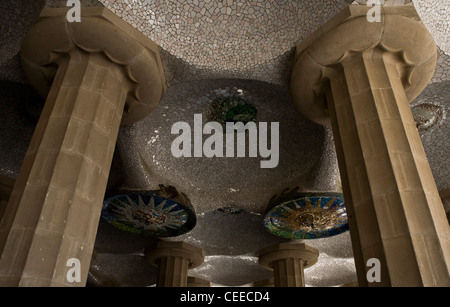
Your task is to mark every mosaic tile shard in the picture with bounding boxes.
[102,187,196,237]
[264,193,348,239]
[412,103,444,135]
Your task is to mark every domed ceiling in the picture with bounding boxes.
[0,0,448,287]
[116,79,339,214]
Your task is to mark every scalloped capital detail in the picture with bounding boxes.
[290,6,438,126]
[20,7,167,125]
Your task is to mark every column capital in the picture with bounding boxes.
[20,7,167,125]
[290,6,438,126]
[258,243,319,270]
[145,241,205,269]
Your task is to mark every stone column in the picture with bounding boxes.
[145,241,205,287]
[258,243,319,287]
[290,6,450,287]
[0,8,166,287]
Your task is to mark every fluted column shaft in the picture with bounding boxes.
[158,256,190,287]
[326,49,450,287]
[259,243,319,288]
[290,6,450,287]
[0,49,128,287]
[0,8,166,287]
[272,258,305,287]
[145,241,205,287]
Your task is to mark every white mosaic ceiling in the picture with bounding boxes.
[116,79,340,214]
[104,2,334,64]
[410,0,449,56]
[40,1,450,85]
[0,0,448,287]
[352,0,449,55]
[96,0,351,84]
[81,0,449,196]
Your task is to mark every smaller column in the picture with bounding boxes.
[259,243,319,287]
[145,241,205,287]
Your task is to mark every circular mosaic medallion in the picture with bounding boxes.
[209,96,257,125]
[102,189,196,238]
[264,193,348,239]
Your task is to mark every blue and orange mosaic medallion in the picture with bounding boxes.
[101,187,196,237]
[264,193,348,239]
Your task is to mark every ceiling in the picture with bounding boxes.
[0,0,448,287]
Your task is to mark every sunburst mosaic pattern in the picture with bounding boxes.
[102,192,196,237]
[264,193,348,239]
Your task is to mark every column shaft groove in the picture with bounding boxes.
[0,49,128,287]
[327,49,450,286]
